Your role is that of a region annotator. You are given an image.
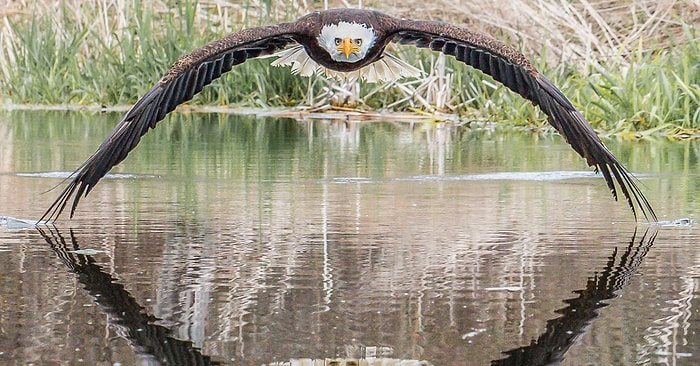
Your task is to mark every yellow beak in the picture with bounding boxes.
[338,38,360,57]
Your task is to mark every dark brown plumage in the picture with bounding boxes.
[40,8,656,222]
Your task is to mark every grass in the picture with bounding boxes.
[577,27,700,136]
[0,0,698,136]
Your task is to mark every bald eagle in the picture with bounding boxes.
[40,8,656,222]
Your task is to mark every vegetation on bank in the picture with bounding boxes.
[0,0,698,136]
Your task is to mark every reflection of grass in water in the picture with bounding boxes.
[6,109,698,218]
[0,0,698,135]
[11,109,687,178]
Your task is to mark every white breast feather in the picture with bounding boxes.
[270,45,422,83]
[270,46,320,77]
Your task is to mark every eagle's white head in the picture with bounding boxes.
[317,22,376,63]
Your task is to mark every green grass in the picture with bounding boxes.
[0,0,313,107]
[0,0,698,136]
[563,25,700,136]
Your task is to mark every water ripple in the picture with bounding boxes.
[15,171,156,179]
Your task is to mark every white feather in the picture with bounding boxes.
[270,46,320,77]
[270,48,423,83]
[379,53,422,79]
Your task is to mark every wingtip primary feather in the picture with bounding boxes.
[39,180,77,223]
[532,74,657,223]
[596,155,656,223]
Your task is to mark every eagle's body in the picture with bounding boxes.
[40,9,656,222]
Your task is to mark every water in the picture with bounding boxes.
[0,110,698,365]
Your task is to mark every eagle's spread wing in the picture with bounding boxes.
[389,19,655,221]
[41,10,654,222]
[41,24,299,222]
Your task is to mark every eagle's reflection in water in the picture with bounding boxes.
[38,226,656,365]
[493,229,657,365]
[38,226,222,366]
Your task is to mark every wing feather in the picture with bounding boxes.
[41,24,298,221]
[391,21,655,221]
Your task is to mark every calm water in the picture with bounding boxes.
[0,110,698,365]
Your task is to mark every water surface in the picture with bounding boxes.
[0,110,698,365]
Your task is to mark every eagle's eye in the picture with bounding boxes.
[355,38,363,46]
[334,38,342,46]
